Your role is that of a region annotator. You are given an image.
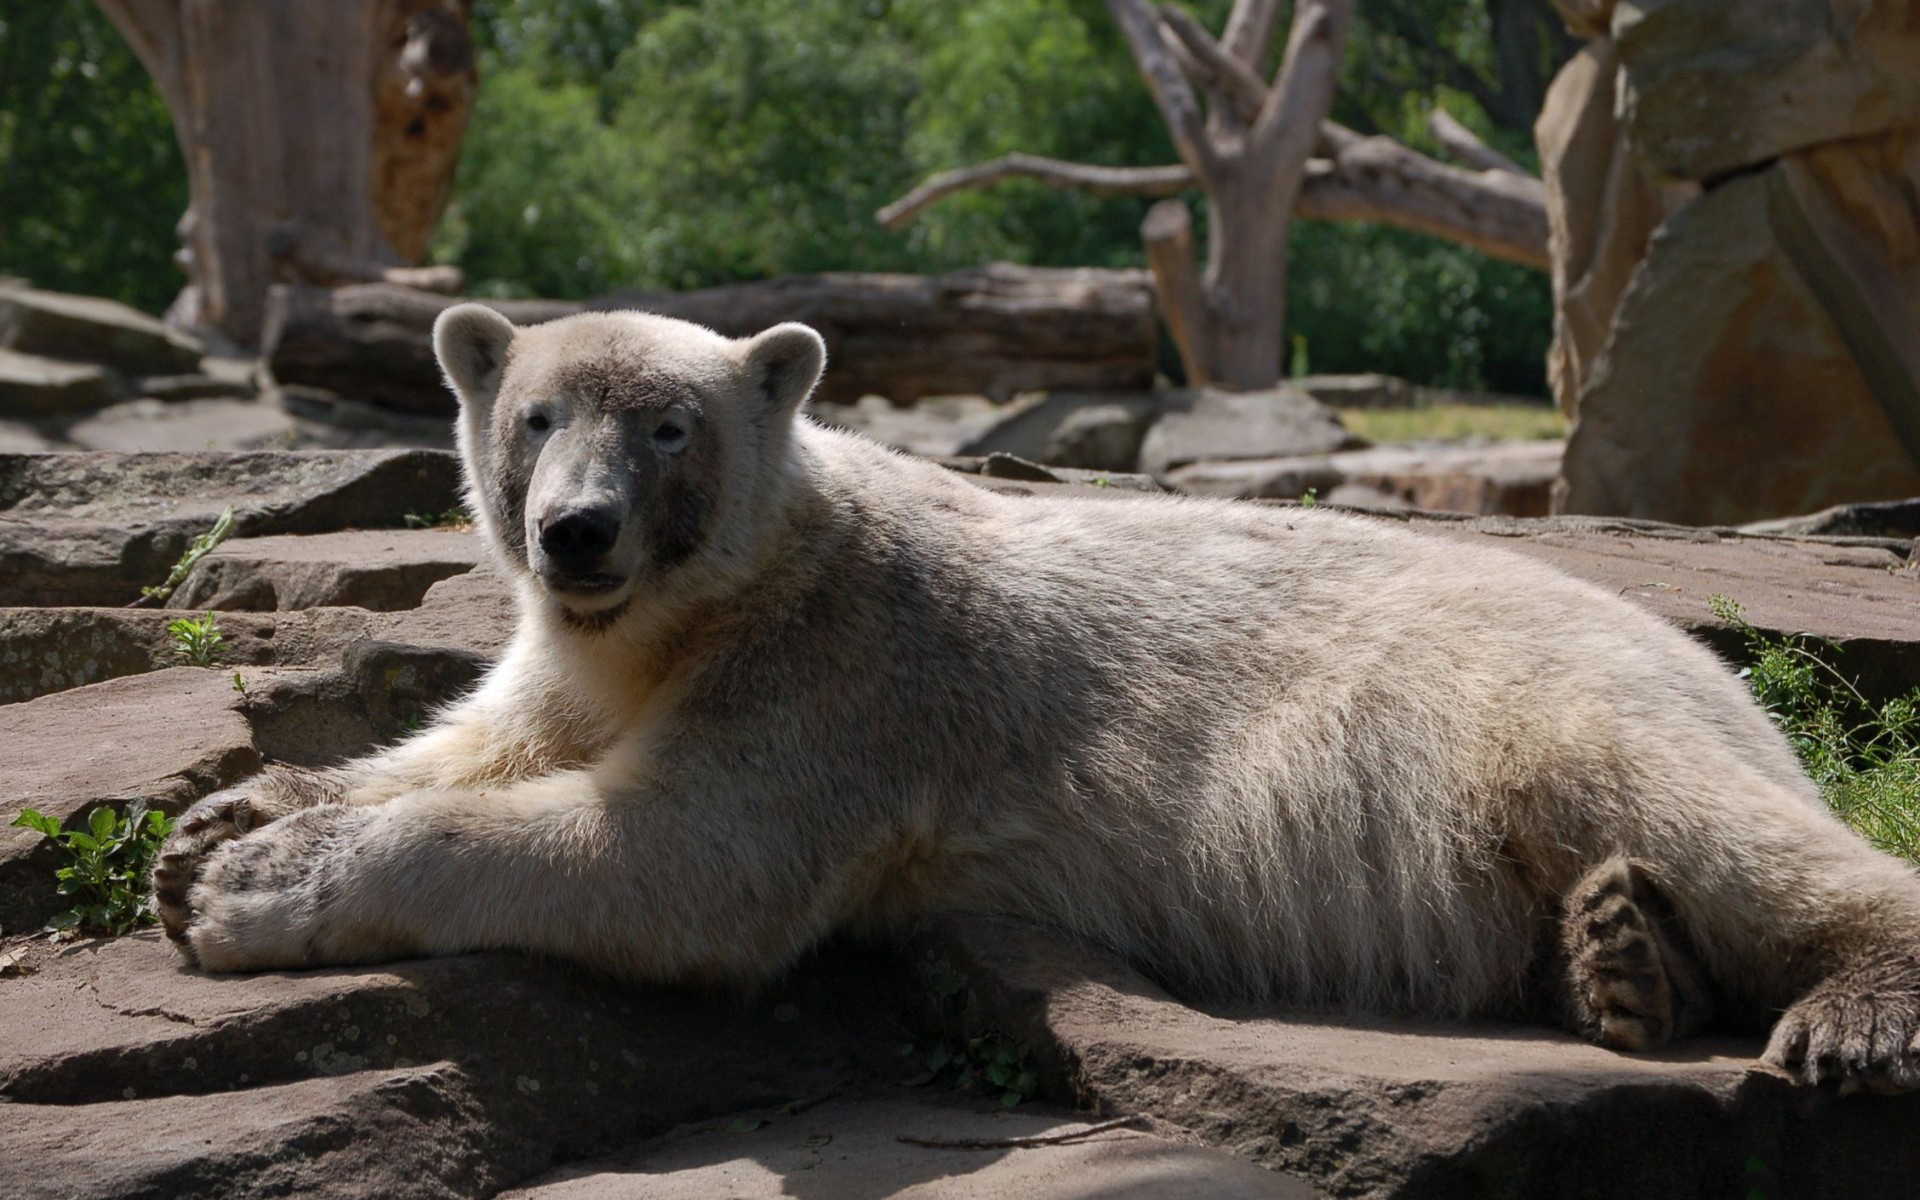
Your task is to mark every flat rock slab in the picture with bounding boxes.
[0,284,203,376]
[932,917,1920,1200]
[507,1095,1318,1199]
[1404,512,1920,699]
[0,449,462,606]
[65,396,298,452]
[0,934,921,1200]
[171,529,483,612]
[1172,440,1563,517]
[0,667,260,934]
[0,348,116,416]
[1138,387,1362,475]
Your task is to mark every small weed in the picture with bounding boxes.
[12,800,174,937]
[231,671,248,695]
[903,955,1040,1107]
[140,505,235,603]
[404,506,473,531]
[1299,488,1318,508]
[167,611,225,667]
[1712,596,1920,860]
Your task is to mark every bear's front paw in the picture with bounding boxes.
[167,804,369,973]
[1764,973,1920,1094]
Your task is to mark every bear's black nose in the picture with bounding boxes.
[539,508,619,574]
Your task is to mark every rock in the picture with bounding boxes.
[0,421,63,453]
[925,915,1920,1200]
[809,394,1008,458]
[1170,441,1562,516]
[1556,148,1920,525]
[132,372,257,403]
[507,1095,1319,1199]
[1292,373,1417,410]
[0,668,260,935]
[1743,497,1920,540]
[959,391,1159,471]
[1137,387,1361,475]
[64,397,300,452]
[0,349,117,417]
[0,449,463,606]
[0,285,203,377]
[1613,0,1920,181]
[169,530,482,612]
[0,933,922,1200]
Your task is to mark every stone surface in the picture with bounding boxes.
[0,668,261,934]
[1744,497,1920,540]
[133,371,257,403]
[929,916,1920,1200]
[808,394,1008,458]
[0,284,203,376]
[170,529,482,612]
[1613,0,1920,181]
[958,390,1159,472]
[1292,373,1416,410]
[507,1096,1318,1199]
[65,396,299,452]
[0,933,925,1200]
[0,449,463,606]
[1137,387,1361,475]
[1171,441,1562,516]
[0,348,117,417]
[1556,148,1920,525]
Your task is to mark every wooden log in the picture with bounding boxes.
[263,264,1159,414]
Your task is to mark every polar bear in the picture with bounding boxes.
[155,304,1920,1092]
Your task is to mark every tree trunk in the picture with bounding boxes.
[92,0,475,348]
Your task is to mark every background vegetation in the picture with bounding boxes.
[1,0,1568,394]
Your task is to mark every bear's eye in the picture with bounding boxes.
[526,412,551,433]
[653,421,690,453]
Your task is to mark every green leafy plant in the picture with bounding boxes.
[167,611,225,667]
[403,505,474,530]
[11,800,174,937]
[140,505,235,603]
[903,956,1040,1108]
[1712,596,1920,861]
[1299,488,1319,508]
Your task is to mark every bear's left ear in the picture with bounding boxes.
[742,323,826,414]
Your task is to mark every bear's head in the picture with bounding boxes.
[432,304,826,624]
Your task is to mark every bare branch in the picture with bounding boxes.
[1219,0,1284,70]
[1428,108,1530,176]
[876,154,1196,230]
[1104,0,1212,174]
[1142,200,1211,385]
[1157,5,1268,126]
[1300,137,1551,270]
[1251,0,1356,199]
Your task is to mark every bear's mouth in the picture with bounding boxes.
[542,571,627,598]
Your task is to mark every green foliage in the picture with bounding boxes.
[12,800,174,937]
[142,505,236,603]
[167,612,225,667]
[403,505,474,530]
[0,0,186,313]
[906,955,1039,1107]
[1712,596,1920,862]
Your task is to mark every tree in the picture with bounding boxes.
[879,0,1549,389]
[91,0,478,347]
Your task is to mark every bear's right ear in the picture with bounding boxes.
[433,304,516,412]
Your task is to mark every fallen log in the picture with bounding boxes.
[262,264,1158,414]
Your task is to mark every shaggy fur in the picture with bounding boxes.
[156,306,1920,1093]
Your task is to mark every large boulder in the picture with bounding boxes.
[1137,387,1361,476]
[168,530,483,612]
[0,350,117,417]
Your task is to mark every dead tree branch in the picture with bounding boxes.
[1428,108,1530,176]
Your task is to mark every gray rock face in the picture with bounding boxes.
[0,285,203,377]
[170,530,482,612]
[1137,387,1362,475]
[925,915,1920,1200]
[1170,441,1563,516]
[64,397,300,452]
[0,450,463,606]
[0,668,261,935]
[507,1096,1318,1199]
[0,350,117,417]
